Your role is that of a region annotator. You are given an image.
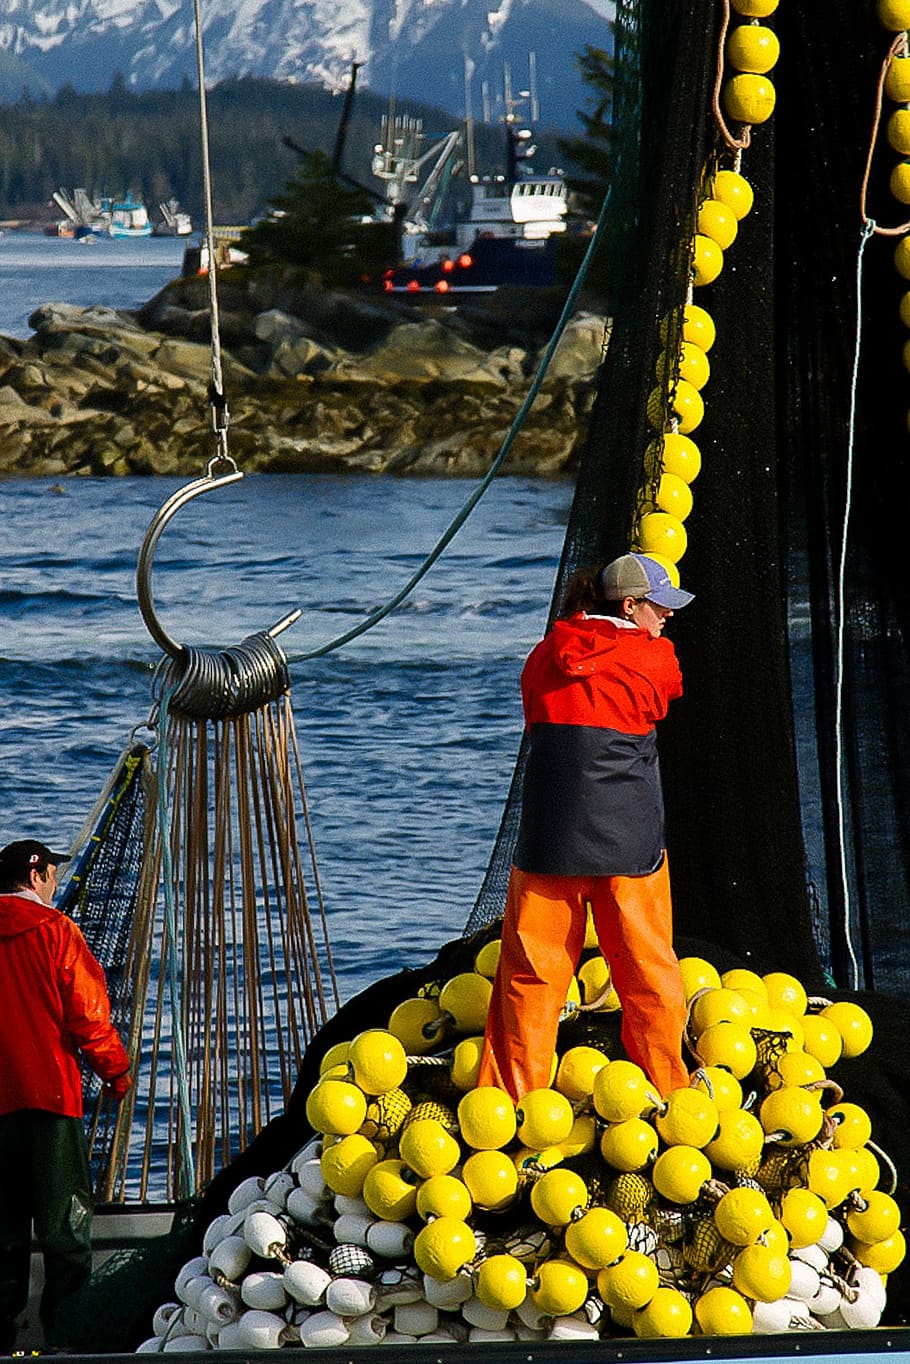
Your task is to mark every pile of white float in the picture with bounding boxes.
[137,951,902,1348]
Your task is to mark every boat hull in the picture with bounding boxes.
[384,235,557,294]
[19,1204,176,1352]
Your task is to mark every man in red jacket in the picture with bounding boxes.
[0,839,131,1353]
[479,553,693,1103]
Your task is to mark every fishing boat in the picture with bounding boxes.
[104,193,153,239]
[375,112,569,294]
[12,0,910,1356]
[45,188,110,239]
[44,188,154,239]
[154,200,193,237]
[180,228,249,275]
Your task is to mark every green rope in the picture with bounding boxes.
[289,183,613,662]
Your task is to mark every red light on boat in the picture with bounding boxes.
[383,280,393,291]
[457,254,473,269]
[407,280,420,292]
[435,279,450,292]
[441,258,455,273]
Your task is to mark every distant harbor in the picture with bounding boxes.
[46,189,192,241]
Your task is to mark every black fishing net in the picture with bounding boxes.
[58,744,152,1014]
[463,0,910,1319]
[56,743,154,1186]
[468,0,821,980]
[775,3,910,997]
[470,1,910,1000]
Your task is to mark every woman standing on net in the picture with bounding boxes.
[478,552,693,1102]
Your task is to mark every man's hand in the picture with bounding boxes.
[103,1070,132,1101]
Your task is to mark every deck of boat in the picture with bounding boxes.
[35,1326,910,1362]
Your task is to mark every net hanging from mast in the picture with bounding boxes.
[61,474,340,1202]
[56,0,341,1198]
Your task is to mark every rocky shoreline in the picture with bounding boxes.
[0,271,609,479]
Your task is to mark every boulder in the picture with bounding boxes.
[330,321,513,389]
[0,280,609,479]
[543,313,610,382]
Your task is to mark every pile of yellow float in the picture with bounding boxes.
[141,937,903,1349]
[140,3,908,1348]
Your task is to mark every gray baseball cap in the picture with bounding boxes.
[600,553,694,609]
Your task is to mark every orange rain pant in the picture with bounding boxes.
[477,858,690,1102]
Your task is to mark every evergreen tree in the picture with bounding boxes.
[0,78,566,227]
[242,149,399,285]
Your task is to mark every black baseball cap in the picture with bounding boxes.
[0,839,70,885]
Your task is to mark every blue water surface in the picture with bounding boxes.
[0,473,571,1000]
[0,231,187,339]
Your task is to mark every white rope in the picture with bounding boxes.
[192,0,229,459]
[834,220,875,991]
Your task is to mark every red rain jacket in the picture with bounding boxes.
[514,613,683,877]
[0,893,130,1118]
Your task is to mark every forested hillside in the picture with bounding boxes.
[0,78,569,225]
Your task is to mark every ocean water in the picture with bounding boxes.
[0,231,188,339]
[0,473,571,1002]
[0,233,574,995]
[0,232,833,1001]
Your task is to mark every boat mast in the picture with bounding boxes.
[332,61,363,175]
[464,54,476,181]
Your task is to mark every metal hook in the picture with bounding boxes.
[136,458,300,659]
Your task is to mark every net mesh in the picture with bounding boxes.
[58,744,153,1026]
[468,0,820,978]
[777,4,910,995]
[470,0,910,999]
[56,743,156,1191]
[465,0,910,1319]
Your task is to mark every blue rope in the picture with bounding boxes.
[833,218,875,992]
[289,184,613,662]
[155,684,197,1198]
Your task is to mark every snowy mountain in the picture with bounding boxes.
[0,0,614,129]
